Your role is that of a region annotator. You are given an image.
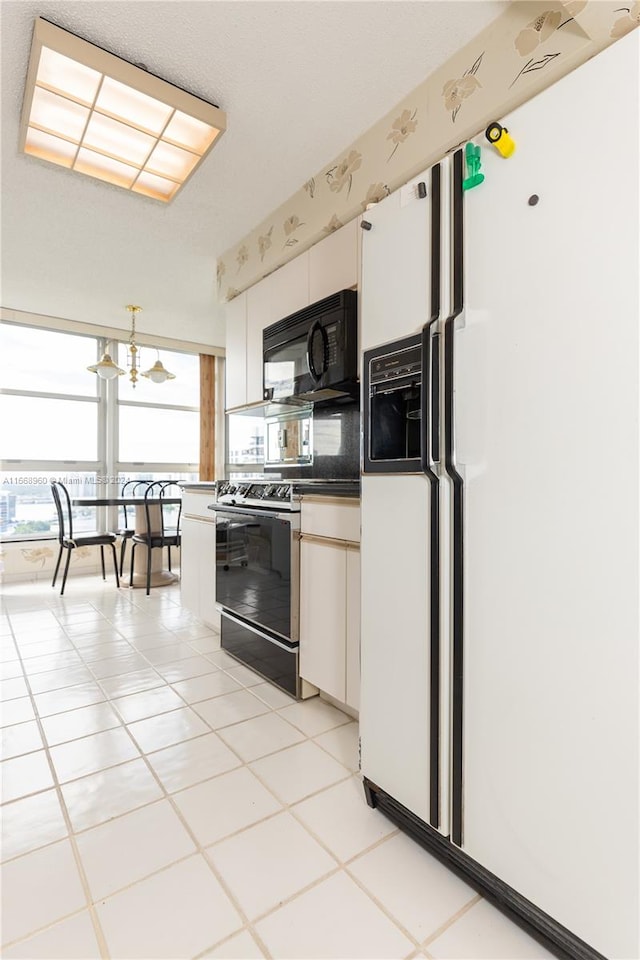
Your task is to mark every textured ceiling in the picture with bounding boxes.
[0,0,507,347]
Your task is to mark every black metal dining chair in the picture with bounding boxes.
[50,481,120,596]
[117,479,151,576]
[129,481,182,595]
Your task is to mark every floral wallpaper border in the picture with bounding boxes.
[217,0,638,303]
[1,540,101,582]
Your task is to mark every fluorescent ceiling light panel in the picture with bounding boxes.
[20,18,227,202]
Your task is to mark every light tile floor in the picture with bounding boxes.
[1,575,556,960]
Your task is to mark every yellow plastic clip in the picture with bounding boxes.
[485,121,515,158]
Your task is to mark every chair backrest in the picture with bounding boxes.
[160,481,182,535]
[120,478,151,527]
[141,480,182,540]
[51,481,72,542]
[144,480,182,539]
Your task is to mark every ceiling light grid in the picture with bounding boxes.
[20,19,226,202]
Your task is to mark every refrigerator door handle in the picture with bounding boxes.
[443,148,465,848]
[421,161,442,829]
[421,161,442,478]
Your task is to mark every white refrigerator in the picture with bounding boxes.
[359,28,639,960]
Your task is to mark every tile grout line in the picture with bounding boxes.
[421,891,482,949]
[91,659,282,960]
[190,730,416,955]
[0,587,195,952]
[2,730,358,867]
[2,609,112,960]
[15,615,360,955]
[2,579,455,959]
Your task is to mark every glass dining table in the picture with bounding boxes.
[71,495,181,589]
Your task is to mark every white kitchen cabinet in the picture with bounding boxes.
[180,492,220,631]
[300,536,347,702]
[180,516,200,616]
[224,291,247,410]
[270,251,309,320]
[360,174,432,351]
[246,271,277,405]
[309,218,358,302]
[345,546,360,711]
[245,253,310,404]
[299,497,360,711]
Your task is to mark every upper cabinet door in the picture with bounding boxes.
[246,272,277,405]
[309,219,358,303]
[224,292,247,411]
[245,254,310,405]
[360,175,431,352]
[270,252,310,319]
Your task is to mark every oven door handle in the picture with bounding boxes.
[208,503,295,522]
[222,611,298,652]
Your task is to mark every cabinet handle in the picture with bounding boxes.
[300,532,360,550]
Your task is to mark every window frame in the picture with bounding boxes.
[0,322,108,541]
[1,322,203,542]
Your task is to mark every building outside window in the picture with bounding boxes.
[226,414,265,478]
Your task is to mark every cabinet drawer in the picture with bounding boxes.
[300,497,360,543]
[182,491,217,520]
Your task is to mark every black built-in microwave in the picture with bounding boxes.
[263,290,358,403]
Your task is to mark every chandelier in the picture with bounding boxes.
[87,305,176,386]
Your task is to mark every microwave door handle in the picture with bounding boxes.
[307,320,329,384]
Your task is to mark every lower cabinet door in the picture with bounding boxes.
[299,537,346,702]
[198,520,219,630]
[345,546,361,711]
[180,517,200,617]
[180,517,219,631]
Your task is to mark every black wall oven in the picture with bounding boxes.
[210,486,308,698]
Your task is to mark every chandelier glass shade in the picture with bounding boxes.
[87,351,124,380]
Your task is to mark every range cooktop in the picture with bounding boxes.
[215,477,360,511]
[215,480,298,511]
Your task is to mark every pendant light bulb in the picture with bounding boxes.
[141,350,176,383]
[87,351,125,380]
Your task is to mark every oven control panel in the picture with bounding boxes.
[215,480,297,510]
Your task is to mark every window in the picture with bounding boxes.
[115,344,200,473]
[0,323,104,540]
[227,413,264,479]
[0,323,203,541]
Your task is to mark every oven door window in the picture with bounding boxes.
[215,511,293,641]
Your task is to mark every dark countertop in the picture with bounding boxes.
[292,480,360,499]
[181,483,217,492]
